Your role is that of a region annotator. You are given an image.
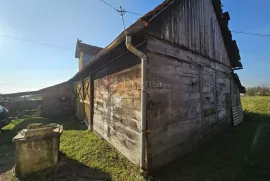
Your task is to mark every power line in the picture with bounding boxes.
[125,10,142,16]
[100,0,118,11]
[100,0,142,16]
[99,0,270,37]
[231,31,270,38]
[98,0,269,38]
[99,0,270,34]
[1,30,269,52]
[98,0,142,31]
[0,34,72,50]
[0,7,269,51]
[99,0,142,16]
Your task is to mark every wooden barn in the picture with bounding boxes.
[70,0,245,171]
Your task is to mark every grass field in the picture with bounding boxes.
[0,96,270,181]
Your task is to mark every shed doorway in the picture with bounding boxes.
[75,78,92,128]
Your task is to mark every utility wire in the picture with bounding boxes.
[1,30,269,52]
[98,0,270,37]
[100,0,118,11]
[99,0,142,16]
[0,6,269,51]
[0,34,72,50]
[231,31,270,38]
[98,0,142,31]
[125,10,142,16]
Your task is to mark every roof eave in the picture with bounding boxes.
[70,19,149,81]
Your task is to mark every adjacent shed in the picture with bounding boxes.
[0,91,42,112]
[39,82,74,116]
[0,82,74,116]
[71,0,245,171]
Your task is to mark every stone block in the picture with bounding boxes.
[13,124,63,177]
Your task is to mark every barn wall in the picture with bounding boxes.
[231,80,243,126]
[41,83,74,116]
[146,0,231,67]
[146,37,232,170]
[93,64,141,164]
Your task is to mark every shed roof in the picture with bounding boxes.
[232,73,246,94]
[0,82,69,97]
[0,91,40,97]
[71,0,242,81]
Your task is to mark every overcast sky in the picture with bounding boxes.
[0,0,269,93]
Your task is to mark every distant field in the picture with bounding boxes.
[241,96,270,115]
[1,96,270,181]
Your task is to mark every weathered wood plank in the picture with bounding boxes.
[93,64,141,165]
[149,119,201,156]
[146,37,233,170]
[146,0,231,67]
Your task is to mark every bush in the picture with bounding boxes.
[246,85,270,96]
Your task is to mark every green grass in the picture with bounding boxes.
[241,96,270,115]
[0,116,144,181]
[58,124,144,181]
[1,97,270,181]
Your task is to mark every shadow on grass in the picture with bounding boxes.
[14,115,86,131]
[20,152,111,181]
[0,132,15,175]
[152,111,270,181]
[0,128,17,174]
[43,115,87,131]
[0,115,86,175]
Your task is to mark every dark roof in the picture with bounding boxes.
[0,91,40,97]
[71,0,242,81]
[212,0,242,68]
[232,73,246,93]
[39,82,69,92]
[141,0,172,21]
[70,1,172,81]
[75,39,103,58]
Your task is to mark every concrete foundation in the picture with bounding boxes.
[13,123,63,177]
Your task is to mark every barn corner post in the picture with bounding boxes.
[126,35,148,171]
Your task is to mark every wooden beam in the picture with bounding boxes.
[89,75,94,131]
[81,78,85,121]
